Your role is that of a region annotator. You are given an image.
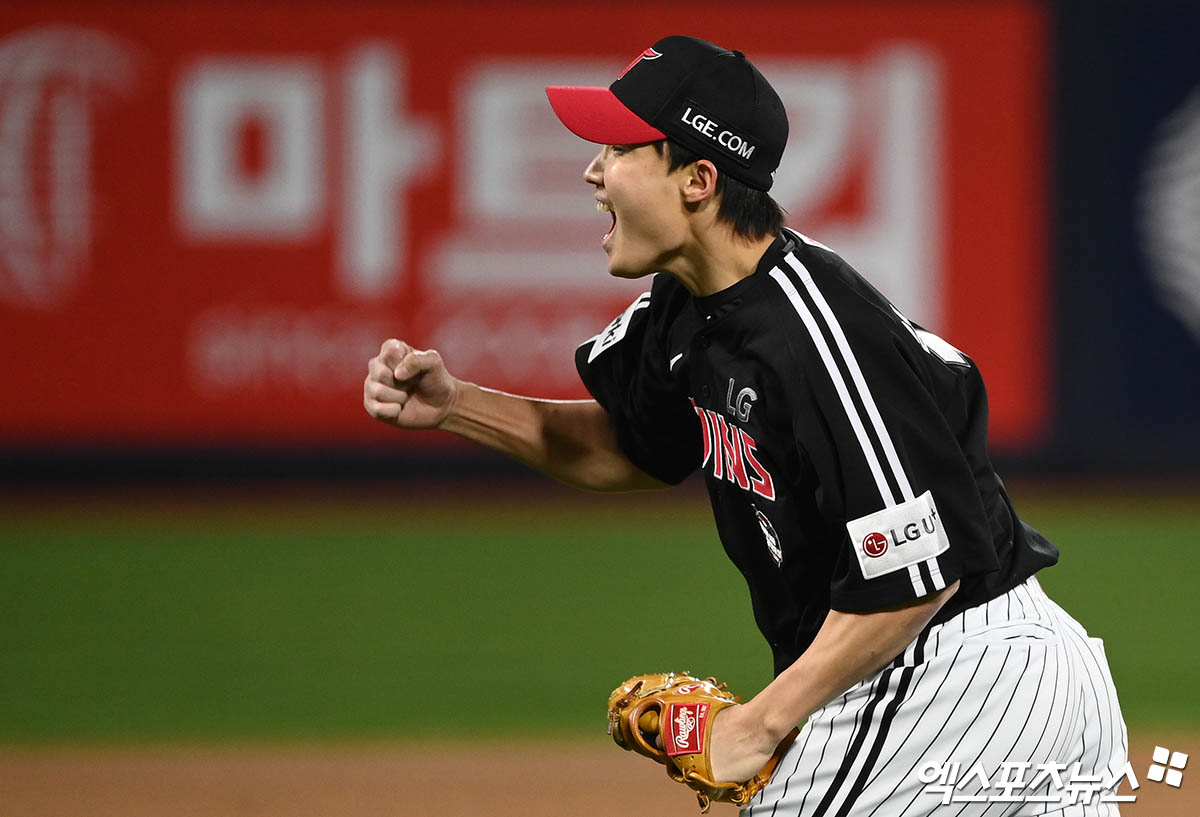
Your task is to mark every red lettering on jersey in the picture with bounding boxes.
[717,414,750,491]
[705,409,724,479]
[691,399,712,469]
[693,404,775,501]
[741,429,776,501]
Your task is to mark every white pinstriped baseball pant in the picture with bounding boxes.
[743,577,1128,817]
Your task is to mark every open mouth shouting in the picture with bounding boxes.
[597,200,616,247]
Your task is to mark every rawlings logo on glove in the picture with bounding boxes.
[666,703,706,755]
[606,671,798,812]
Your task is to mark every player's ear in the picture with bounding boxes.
[680,159,719,205]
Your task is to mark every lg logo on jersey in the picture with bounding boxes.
[846,491,950,580]
[862,509,939,558]
[726,378,757,422]
[863,532,889,557]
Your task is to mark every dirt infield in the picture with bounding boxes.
[0,737,1194,817]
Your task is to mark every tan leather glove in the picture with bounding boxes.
[607,671,798,812]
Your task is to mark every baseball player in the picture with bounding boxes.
[364,36,1127,816]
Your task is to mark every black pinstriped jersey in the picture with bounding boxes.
[576,229,1059,676]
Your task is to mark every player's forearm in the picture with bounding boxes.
[439,382,664,492]
[748,581,959,746]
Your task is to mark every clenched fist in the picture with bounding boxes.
[364,339,459,430]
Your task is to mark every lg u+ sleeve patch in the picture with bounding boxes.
[846,490,949,580]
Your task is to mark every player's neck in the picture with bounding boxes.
[666,227,776,298]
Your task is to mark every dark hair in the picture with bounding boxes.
[653,140,785,242]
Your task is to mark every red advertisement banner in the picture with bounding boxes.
[0,1,1047,449]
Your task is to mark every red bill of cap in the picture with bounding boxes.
[545,85,665,145]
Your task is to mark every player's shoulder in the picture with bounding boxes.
[778,230,892,314]
[763,230,896,345]
[765,231,967,380]
[578,274,693,366]
[770,230,978,387]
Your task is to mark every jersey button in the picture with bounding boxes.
[701,384,711,398]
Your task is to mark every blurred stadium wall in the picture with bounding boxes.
[0,0,1197,484]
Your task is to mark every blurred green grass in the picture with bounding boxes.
[0,483,1196,742]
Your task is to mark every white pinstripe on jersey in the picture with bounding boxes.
[768,251,944,596]
[744,578,1128,817]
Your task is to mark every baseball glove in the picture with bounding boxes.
[606,671,798,812]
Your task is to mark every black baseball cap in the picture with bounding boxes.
[546,36,788,191]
